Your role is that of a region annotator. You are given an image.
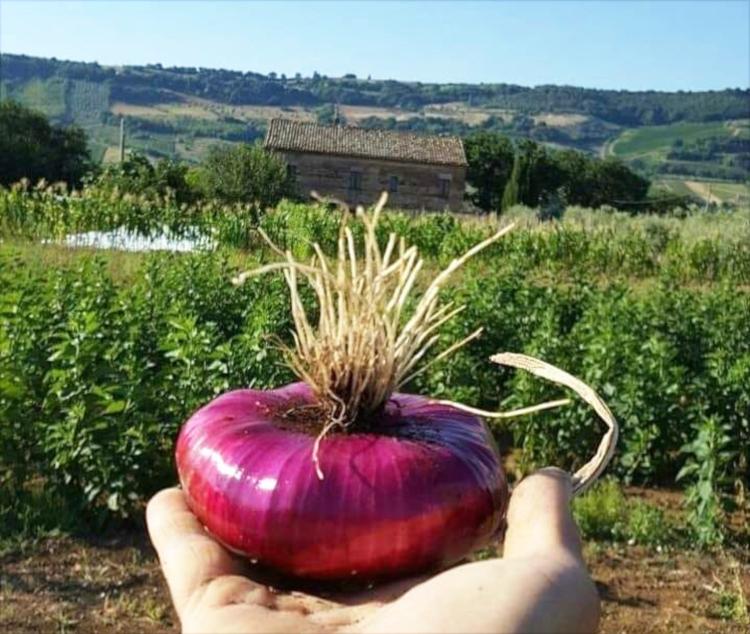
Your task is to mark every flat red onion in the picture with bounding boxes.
[176,382,507,580]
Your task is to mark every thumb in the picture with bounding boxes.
[502,467,584,561]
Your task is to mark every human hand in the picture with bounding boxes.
[147,468,600,633]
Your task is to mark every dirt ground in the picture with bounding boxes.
[1,507,748,633]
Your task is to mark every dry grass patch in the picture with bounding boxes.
[532,112,590,127]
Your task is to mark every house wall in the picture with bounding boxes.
[279,152,466,211]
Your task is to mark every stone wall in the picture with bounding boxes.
[280,152,466,211]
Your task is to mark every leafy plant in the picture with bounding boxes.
[0,191,748,536]
[677,416,737,547]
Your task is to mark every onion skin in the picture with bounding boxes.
[176,382,507,581]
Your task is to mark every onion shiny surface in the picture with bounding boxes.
[176,382,507,580]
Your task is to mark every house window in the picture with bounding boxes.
[349,169,362,191]
[438,176,451,198]
[287,164,298,180]
[388,175,399,193]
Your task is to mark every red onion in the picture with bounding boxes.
[176,381,507,580]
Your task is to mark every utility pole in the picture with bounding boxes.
[119,116,126,163]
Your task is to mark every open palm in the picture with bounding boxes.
[147,468,599,634]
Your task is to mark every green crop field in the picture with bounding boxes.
[2,77,68,119]
[654,178,750,204]
[610,119,748,186]
[66,79,110,124]
[707,180,750,204]
[652,178,695,197]
[610,120,746,159]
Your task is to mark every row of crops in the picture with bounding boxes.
[0,186,748,543]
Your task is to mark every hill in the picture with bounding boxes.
[608,119,749,180]
[1,52,748,201]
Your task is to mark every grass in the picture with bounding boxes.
[112,99,310,124]
[126,132,175,159]
[652,178,696,197]
[707,181,750,204]
[653,178,750,205]
[174,136,239,162]
[708,559,750,624]
[0,240,149,284]
[502,204,750,244]
[609,120,748,188]
[572,479,678,547]
[610,120,743,159]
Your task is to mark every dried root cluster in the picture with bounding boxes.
[234,193,512,428]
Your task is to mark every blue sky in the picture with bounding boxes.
[1,1,748,90]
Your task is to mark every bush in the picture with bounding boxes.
[0,251,295,528]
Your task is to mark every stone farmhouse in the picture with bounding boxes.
[264,119,467,211]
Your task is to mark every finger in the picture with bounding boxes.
[146,488,252,617]
[502,467,584,561]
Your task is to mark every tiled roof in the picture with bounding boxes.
[264,119,467,167]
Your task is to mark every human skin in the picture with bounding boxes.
[147,467,600,634]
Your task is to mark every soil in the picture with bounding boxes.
[1,489,748,633]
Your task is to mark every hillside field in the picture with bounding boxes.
[2,54,748,193]
[653,178,750,205]
[611,120,748,157]
[2,74,608,161]
[609,119,749,185]
[5,74,747,206]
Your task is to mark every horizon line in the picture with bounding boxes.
[3,50,748,94]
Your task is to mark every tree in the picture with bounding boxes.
[464,132,515,212]
[511,139,564,208]
[587,158,650,208]
[554,150,650,209]
[0,100,91,188]
[199,143,293,208]
[89,153,198,204]
[315,104,338,125]
[501,154,520,211]
[554,149,593,206]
